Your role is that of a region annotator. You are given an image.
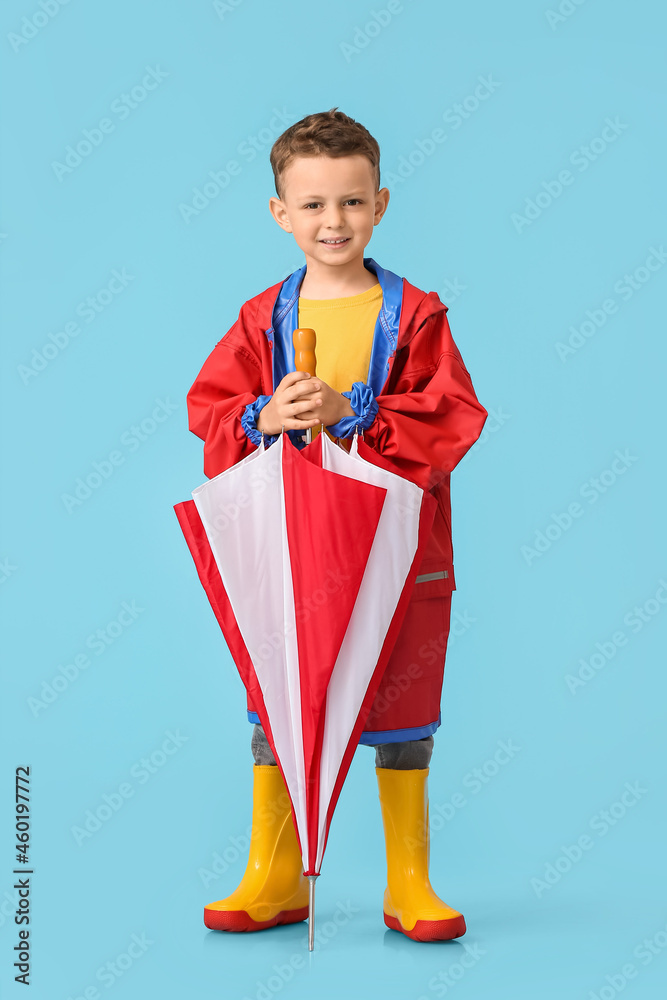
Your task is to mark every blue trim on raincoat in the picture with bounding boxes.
[240,395,278,447]
[240,257,404,447]
[356,713,441,746]
[327,380,379,439]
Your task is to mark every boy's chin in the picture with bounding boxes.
[305,244,365,265]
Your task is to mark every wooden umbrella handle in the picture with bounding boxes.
[293,328,317,376]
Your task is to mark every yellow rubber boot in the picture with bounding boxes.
[376,767,467,941]
[204,765,309,931]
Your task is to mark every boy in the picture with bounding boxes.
[187,108,487,942]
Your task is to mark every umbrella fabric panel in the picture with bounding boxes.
[189,438,309,863]
[282,433,386,721]
[281,434,387,872]
[172,497,289,790]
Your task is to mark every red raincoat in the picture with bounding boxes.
[187,261,487,742]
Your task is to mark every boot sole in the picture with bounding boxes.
[384,911,467,942]
[204,905,309,932]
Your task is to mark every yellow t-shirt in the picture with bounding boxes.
[297,282,382,439]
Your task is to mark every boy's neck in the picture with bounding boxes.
[298,255,379,299]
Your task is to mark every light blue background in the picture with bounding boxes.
[2,1,666,998]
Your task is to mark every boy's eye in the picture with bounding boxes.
[303,199,363,209]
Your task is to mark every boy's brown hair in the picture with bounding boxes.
[270,107,381,201]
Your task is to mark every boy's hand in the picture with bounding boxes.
[298,376,355,427]
[256,372,354,436]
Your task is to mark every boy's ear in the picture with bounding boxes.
[269,196,292,233]
[374,187,390,225]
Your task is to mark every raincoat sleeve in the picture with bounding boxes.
[330,309,488,492]
[187,302,276,479]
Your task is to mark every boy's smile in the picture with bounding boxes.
[269,154,389,294]
[319,236,351,248]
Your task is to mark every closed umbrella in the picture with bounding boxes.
[174,426,436,948]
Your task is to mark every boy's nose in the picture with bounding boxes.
[323,207,345,229]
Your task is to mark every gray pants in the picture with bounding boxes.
[251,724,433,770]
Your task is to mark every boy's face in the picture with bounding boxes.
[269,155,389,271]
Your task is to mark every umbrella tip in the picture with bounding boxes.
[307,874,318,952]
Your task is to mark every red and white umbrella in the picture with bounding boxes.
[175,427,436,947]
